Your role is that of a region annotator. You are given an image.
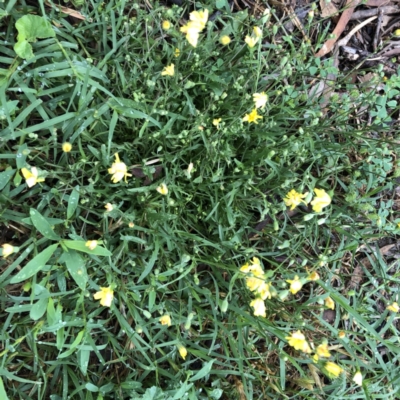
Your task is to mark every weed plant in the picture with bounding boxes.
[1,0,400,399]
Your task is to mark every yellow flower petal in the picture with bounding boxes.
[220,35,231,45]
[108,153,132,183]
[178,344,187,360]
[2,243,15,258]
[253,92,268,109]
[283,189,307,210]
[323,361,343,378]
[161,63,175,76]
[162,20,171,30]
[285,330,311,353]
[250,297,266,317]
[387,302,399,312]
[242,109,262,124]
[286,275,303,295]
[310,188,332,212]
[160,315,171,326]
[93,286,114,307]
[156,183,168,195]
[325,296,335,310]
[316,343,331,358]
[353,371,363,386]
[85,240,98,250]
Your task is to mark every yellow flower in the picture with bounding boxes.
[325,296,335,310]
[220,35,231,45]
[286,275,303,295]
[21,167,45,188]
[307,271,320,281]
[387,302,399,312]
[189,9,209,29]
[312,354,319,363]
[283,189,308,210]
[161,63,175,76]
[128,222,135,228]
[245,35,258,48]
[160,314,172,326]
[253,26,262,39]
[316,343,331,358]
[108,153,132,183]
[338,331,346,339]
[156,183,168,195]
[187,162,194,177]
[353,371,363,386]
[93,287,114,307]
[174,48,180,57]
[242,109,262,124]
[257,282,272,300]
[180,9,208,47]
[62,142,72,152]
[162,20,171,30]
[285,330,311,353]
[178,344,187,360]
[240,257,262,273]
[310,188,332,212]
[395,29,400,36]
[212,118,221,127]
[104,203,113,212]
[85,240,98,250]
[323,361,343,378]
[253,92,268,109]
[241,257,265,292]
[2,243,14,258]
[250,297,266,317]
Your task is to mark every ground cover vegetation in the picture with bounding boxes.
[1,0,400,399]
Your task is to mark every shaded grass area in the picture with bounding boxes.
[1,0,400,399]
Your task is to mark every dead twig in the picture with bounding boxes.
[373,10,384,52]
[350,6,400,20]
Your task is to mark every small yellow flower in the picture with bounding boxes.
[161,63,175,76]
[316,343,331,358]
[174,48,180,57]
[310,188,332,212]
[21,167,45,188]
[323,361,343,378]
[253,26,262,39]
[250,297,266,317]
[353,371,363,386]
[156,183,168,195]
[2,243,15,258]
[62,142,72,152]
[212,118,222,128]
[181,26,200,47]
[397,222,400,229]
[245,35,258,48]
[189,9,209,28]
[307,271,320,281]
[257,282,272,300]
[187,162,194,176]
[93,286,114,307]
[128,222,135,228]
[178,344,187,360]
[387,302,399,312]
[220,35,231,45]
[180,9,208,47]
[395,29,400,36]
[285,330,311,353]
[283,189,308,210]
[160,314,172,326]
[104,203,113,212]
[325,296,335,310]
[242,108,262,124]
[108,153,132,183]
[85,240,98,250]
[162,20,171,30]
[240,257,262,273]
[286,275,303,295]
[338,331,346,339]
[253,92,268,109]
[312,354,319,363]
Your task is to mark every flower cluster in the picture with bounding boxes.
[283,188,332,213]
[180,9,209,47]
[240,257,272,317]
[245,26,263,48]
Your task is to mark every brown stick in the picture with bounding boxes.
[351,6,400,20]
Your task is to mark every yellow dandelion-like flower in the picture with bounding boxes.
[162,20,171,30]
[245,35,258,48]
[2,243,15,258]
[253,26,262,39]
[387,302,399,312]
[323,361,343,378]
[178,344,187,360]
[283,189,308,211]
[307,271,320,281]
[250,297,266,317]
[174,48,180,57]
[104,203,113,212]
[62,142,72,152]
[128,222,135,228]
[310,188,332,212]
[156,183,168,195]
[257,282,272,300]
[93,287,114,307]
[253,92,268,109]
[220,35,231,45]
[316,343,331,358]
[325,296,335,310]
[160,314,172,326]
[242,108,262,124]
[108,153,132,183]
[85,240,98,250]
[180,9,209,47]
[285,330,311,353]
[286,275,303,295]
[338,331,346,339]
[21,167,45,188]
[161,63,175,76]
[213,118,222,128]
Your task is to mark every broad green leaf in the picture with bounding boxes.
[189,359,215,382]
[85,383,98,392]
[0,377,9,400]
[78,349,90,375]
[63,250,88,290]
[0,169,15,191]
[14,15,55,60]
[30,208,61,240]
[67,185,80,220]
[10,244,58,283]
[63,240,111,256]
[58,329,85,358]
[30,297,48,320]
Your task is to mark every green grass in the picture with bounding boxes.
[1,0,400,399]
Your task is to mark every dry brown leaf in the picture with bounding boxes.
[320,0,339,18]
